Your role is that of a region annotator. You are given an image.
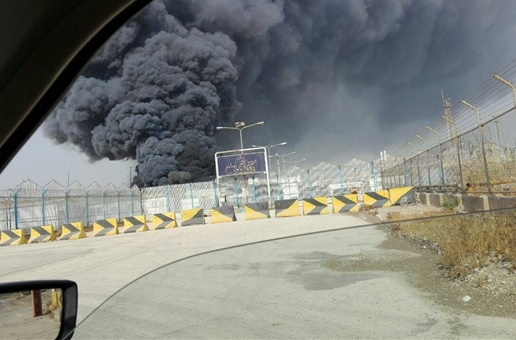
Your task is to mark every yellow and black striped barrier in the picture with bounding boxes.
[151,212,177,230]
[93,218,119,237]
[29,225,57,243]
[60,222,86,240]
[363,190,391,208]
[275,199,302,217]
[389,187,416,205]
[124,215,149,233]
[244,202,270,220]
[302,197,329,215]
[211,206,236,224]
[332,195,360,213]
[181,208,205,226]
[0,229,28,246]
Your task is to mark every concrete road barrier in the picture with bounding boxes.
[151,212,177,230]
[29,225,56,243]
[211,206,236,224]
[181,208,205,226]
[60,222,87,240]
[302,197,329,215]
[0,229,28,246]
[244,203,270,220]
[124,215,149,233]
[93,218,119,237]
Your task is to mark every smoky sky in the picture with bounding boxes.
[43,0,516,186]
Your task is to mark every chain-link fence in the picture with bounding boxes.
[382,60,516,194]
[0,180,142,230]
[1,157,381,230]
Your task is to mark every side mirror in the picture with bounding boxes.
[0,280,78,340]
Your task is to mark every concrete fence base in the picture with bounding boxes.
[419,192,516,213]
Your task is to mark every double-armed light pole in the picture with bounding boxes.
[216,121,265,151]
[252,142,287,173]
[252,142,287,193]
[272,151,296,179]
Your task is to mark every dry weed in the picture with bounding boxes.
[388,210,516,278]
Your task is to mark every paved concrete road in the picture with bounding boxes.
[0,213,369,323]
[3,213,516,338]
[73,218,516,339]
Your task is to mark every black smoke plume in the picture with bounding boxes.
[44,0,516,186]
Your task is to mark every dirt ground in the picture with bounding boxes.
[0,290,61,340]
[326,206,516,319]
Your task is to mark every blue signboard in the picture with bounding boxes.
[217,152,267,177]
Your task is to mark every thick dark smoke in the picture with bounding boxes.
[44,0,516,186]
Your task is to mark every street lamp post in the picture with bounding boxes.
[269,151,295,200]
[427,126,445,189]
[216,121,265,204]
[442,115,464,190]
[216,121,265,151]
[272,152,296,177]
[416,134,432,187]
[251,142,287,174]
[252,142,287,202]
[460,100,492,194]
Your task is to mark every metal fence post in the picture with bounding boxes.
[408,158,414,186]
[102,191,106,219]
[41,189,48,225]
[417,154,422,186]
[130,190,134,216]
[443,115,464,190]
[461,100,492,194]
[12,189,21,229]
[307,169,312,198]
[234,178,240,207]
[85,189,91,225]
[139,189,144,215]
[166,185,172,211]
[370,162,377,191]
[189,182,194,209]
[456,137,464,190]
[64,189,70,223]
[479,129,492,194]
[117,191,121,221]
[338,165,344,195]
[438,144,445,189]
[403,159,408,186]
[252,176,257,203]
[276,174,280,200]
[212,181,219,207]
[395,163,400,187]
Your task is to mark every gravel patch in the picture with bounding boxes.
[334,207,516,319]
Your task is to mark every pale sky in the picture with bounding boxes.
[3,1,516,190]
[0,128,136,189]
